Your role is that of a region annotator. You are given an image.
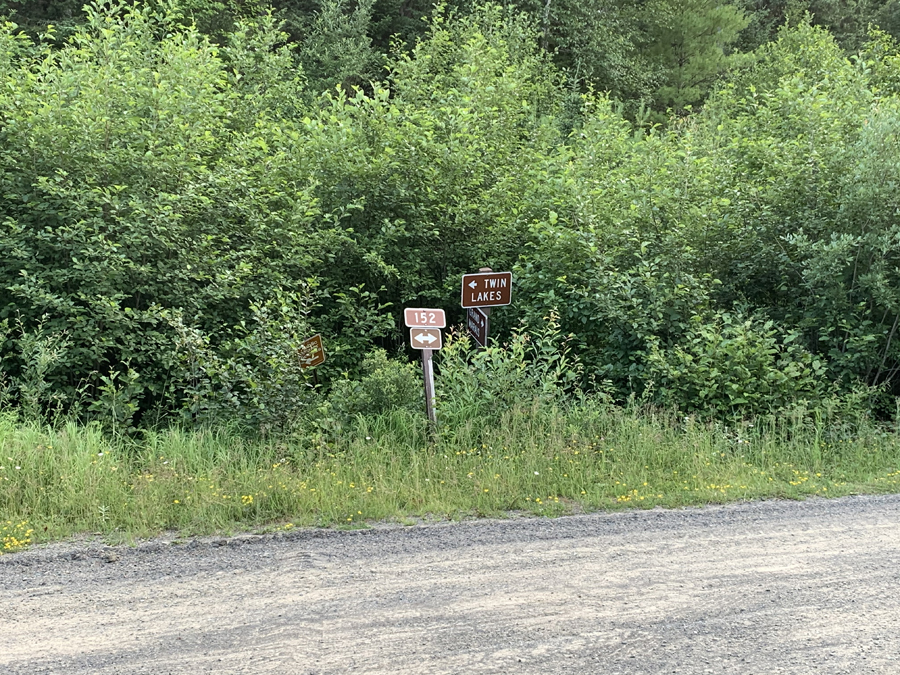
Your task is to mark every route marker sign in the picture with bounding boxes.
[404,308,446,328]
[410,328,443,350]
[461,271,512,308]
[404,307,445,425]
[406,320,443,426]
[466,307,489,348]
[298,334,325,369]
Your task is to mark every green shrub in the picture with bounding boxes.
[0,3,392,425]
[170,295,320,433]
[302,349,425,450]
[646,312,831,417]
[320,349,423,431]
[436,312,583,427]
[0,4,897,428]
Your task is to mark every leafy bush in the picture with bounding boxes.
[646,312,830,417]
[167,291,320,432]
[326,349,423,421]
[691,22,900,404]
[516,225,715,395]
[0,3,390,424]
[436,313,583,427]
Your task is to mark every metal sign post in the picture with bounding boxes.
[405,309,444,426]
[422,348,436,425]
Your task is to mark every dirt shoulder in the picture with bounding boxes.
[3,494,900,674]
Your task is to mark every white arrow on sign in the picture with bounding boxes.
[468,280,478,289]
[410,327,443,350]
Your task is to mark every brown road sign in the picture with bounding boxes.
[461,271,512,308]
[410,328,442,350]
[466,307,489,348]
[298,334,326,369]
[404,308,446,328]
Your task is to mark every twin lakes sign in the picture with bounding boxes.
[298,334,326,369]
[461,271,512,308]
[466,307,488,348]
[462,270,511,347]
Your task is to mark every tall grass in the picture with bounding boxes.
[1,399,899,549]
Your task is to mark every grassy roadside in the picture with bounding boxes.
[2,401,900,552]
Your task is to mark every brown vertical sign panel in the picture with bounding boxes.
[466,307,489,347]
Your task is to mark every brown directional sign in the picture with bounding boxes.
[410,328,442,350]
[466,307,488,348]
[404,308,446,328]
[298,334,326,369]
[461,271,512,308]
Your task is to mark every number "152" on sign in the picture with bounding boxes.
[404,308,446,328]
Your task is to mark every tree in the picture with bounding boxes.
[281,0,381,92]
[512,0,660,104]
[644,0,750,113]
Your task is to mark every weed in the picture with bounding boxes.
[1,399,899,552]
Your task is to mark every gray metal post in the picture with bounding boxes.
[422,348,436,425]
[479,266,493,347]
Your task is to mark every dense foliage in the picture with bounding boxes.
[0,1,898,429]
[5,1,900,114]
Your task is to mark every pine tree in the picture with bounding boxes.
[645,0,750,113]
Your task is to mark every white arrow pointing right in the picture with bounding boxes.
[415,333,438,345]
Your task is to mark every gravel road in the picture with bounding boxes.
[2,494,900,674]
